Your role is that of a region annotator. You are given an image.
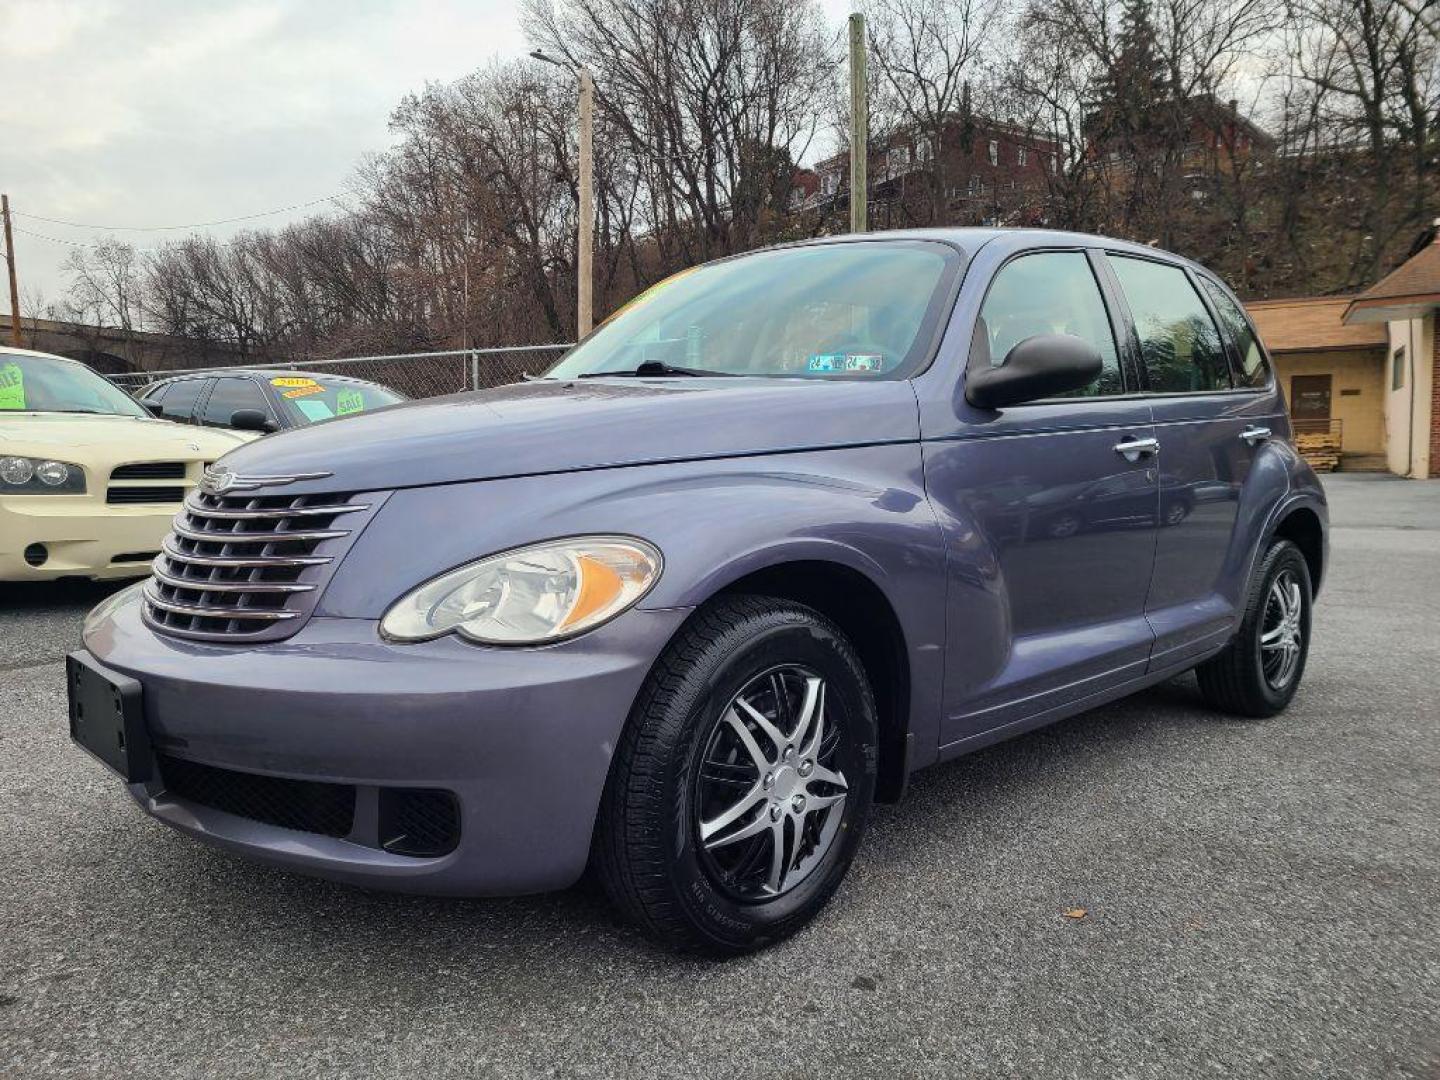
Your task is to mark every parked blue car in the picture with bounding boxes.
[69,229,1327,954]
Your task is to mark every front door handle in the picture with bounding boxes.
[1114,436,1160,462]
[1240,425,1272,445]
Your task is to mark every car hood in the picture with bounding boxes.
[212,378,920,490]
[0,413,255,457]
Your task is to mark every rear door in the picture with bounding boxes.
[1103,254,1283,669]
[924,246,1160,745]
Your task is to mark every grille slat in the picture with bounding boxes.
[143,482,375,643]
[107,486,186,505]
[112,462,186,480]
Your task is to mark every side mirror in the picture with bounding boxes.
[964,333,1103,409]
[230,409,279,433]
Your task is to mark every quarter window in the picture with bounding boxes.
[973,251,1123,397]
[1199,278,1271,388]
[1110,256,1231,393]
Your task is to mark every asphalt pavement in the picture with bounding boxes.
[1,474,1437,1079]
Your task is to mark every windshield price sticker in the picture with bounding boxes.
[295,399,334,422]
[271,377,319,388]
[0,363,24,409]
[282,385,325,399]
[336,389,364,415]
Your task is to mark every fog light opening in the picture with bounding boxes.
[23,543,48,567]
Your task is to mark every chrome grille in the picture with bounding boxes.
[143,487,378,643]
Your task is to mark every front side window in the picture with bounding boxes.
[1199,277,1271,388]
[546,241,961,381]
[1110,256,1231,393]
[201,377,271,426]
[972,251,1123,397]
[0,352,147,416]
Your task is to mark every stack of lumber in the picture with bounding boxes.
[1295,430,1342,472]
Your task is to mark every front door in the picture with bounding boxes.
[924,249,1159,747]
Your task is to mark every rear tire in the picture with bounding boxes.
[1196,538,1312,718]
[594,595,877,955]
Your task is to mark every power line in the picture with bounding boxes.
[12,224,243,253]
[11,194,342,232]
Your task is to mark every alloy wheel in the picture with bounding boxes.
[1260,568,1304,690]
[693,666,849,901]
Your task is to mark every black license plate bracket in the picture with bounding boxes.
[67,651,152,783]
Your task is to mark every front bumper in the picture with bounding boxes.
[1,496,173,580]
[81,587,691,895]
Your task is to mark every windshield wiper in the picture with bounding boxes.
[576,360,736,379]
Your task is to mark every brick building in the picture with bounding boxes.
[800,116,1061,226]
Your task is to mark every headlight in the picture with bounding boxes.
[381,536,663,645]
[0,456,86,493]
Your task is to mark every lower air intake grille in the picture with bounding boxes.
[107,486,185,505]
[379,789,462,857]
[158,754,356,838]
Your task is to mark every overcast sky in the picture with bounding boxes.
[0,0,857,315]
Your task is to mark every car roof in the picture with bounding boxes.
[0,345,92,366]
[148,368,383,387]
[802,226,1197,268]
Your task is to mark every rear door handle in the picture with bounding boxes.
[1240,425,1272,445]
[1113,436,1159,462]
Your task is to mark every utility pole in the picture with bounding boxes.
[578,67,594,337]
[531,49,595,339]
[848,13,868,234]
[2,195,21,347]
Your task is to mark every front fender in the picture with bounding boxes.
[319,445,947,759]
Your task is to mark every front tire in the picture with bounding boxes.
[594,596,877,955]
[1196,538,1313,717]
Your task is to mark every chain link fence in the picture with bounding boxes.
[107,344,574,400]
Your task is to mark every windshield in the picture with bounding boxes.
[268,375,405,425]
[0,352,147,417]
[546,240,961,380]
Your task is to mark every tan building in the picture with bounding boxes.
[1247,225,1440,478]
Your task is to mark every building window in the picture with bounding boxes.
[1017,146,1028,166]
[1392,347,1406,391]
[822,171,839,196]
[967,175,982,195]
[988,139,999,166]
[887,146,909,174]
[917,136,933,163]
[1050,153,1059,175]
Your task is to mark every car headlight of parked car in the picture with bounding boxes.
[0,455,86,493]
[380,536,663,645]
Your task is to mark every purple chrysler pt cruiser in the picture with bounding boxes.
[69,229,1327,954]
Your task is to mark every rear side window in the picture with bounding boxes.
[1199,278,1271,388]
[1110,256,1231,393]
[157,378,205,422]
[202,377,271,426]
[974,251,1123,396]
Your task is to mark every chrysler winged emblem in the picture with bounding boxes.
[200,465,331,495]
